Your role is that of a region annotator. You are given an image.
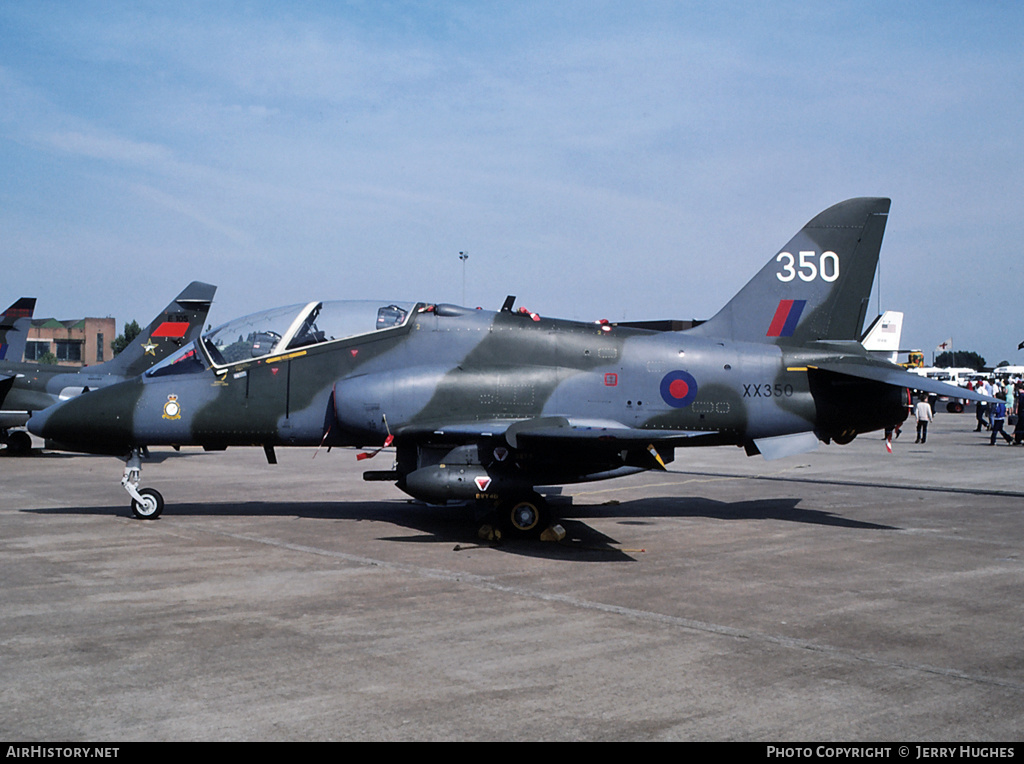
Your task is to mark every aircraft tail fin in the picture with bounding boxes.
[1,298,36,327]
[94,282,216,377]
[0,298,36,362]
[688,198,890,345]
[860,310,903,364]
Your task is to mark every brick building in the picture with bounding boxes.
[25,317,117,367]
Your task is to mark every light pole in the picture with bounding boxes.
[459,251,469,305]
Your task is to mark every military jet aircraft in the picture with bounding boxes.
[28,199,993,533]
[2,282,215,454]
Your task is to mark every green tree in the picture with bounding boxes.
[935,350,985,369]
[111,320,142,356]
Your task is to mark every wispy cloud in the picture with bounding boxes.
[41,130,176,169]
[2,2,1023,361]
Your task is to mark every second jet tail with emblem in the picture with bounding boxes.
[688,197,890,346]
[93,281,217,377]
[1,282,215,454]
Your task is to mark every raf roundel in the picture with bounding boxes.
[660,370,698,408]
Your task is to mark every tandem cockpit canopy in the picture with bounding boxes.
[147,300,419,377]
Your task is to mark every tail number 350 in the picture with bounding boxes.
[776,251,839,283]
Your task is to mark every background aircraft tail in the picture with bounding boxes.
[860,310,903,364]
[0,298,36,362]
[688,198,890,345]
[95,282,216,377]
[1,298,36,327]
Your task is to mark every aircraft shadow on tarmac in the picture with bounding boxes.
[22,499,639,560]
[22,492,897,562]
[568,496,899,531]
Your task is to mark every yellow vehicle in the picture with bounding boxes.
[901,350,924,369]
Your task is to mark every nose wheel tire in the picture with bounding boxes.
[131,487,164,519]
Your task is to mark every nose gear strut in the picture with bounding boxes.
[121,448,164,519]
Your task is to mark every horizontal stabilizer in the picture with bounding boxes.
[810,360,996,404]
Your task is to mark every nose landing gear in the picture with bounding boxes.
[122,448,164,519]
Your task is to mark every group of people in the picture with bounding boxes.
[966,377,1024,445]
[906,377,1024,446]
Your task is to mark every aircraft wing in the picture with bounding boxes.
[403,416,717,448]
[508,419,720,451]
[809,358,996,404]
[0,373,31,426]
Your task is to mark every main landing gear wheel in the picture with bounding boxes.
[131,487,164,519]
[501,492,549,538]
[5,431,32,456]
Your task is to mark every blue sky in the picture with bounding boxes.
[3,1,1022,365]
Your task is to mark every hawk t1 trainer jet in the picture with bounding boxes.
[28,199,992,533]
[2,282,216,454]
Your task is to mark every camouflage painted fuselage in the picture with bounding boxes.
[30,300,907,501]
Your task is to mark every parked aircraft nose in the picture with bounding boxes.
[27,380,140,455]
[25,404,53,438]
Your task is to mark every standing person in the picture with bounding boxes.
[991,391,1014,445]
[975,379,991,431]
[915,395,933,444]
[985,379,996,429]
[1014,383,1024,444]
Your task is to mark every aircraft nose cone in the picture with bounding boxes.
[27,394,93,449]
[26,380,140,454]
[25,405,53,439]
